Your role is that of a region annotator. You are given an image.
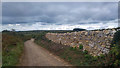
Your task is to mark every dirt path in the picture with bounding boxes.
[19,39,71,66]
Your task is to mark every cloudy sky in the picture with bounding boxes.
[2,2,118,31]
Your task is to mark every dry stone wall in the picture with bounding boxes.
[46,29,117,56]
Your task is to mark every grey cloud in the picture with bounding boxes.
[2,2,118,26]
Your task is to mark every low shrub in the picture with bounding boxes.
[85,54,92,59]
[99,54,105,59]
[67,57,72,61]
[79,44,83,49]
[109,44,120,66]
[93,56,98,61]
[83,50,88,54]
[73,47,77,51]
[69,46,77,51]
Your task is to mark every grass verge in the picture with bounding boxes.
[2,32,31,66]
[2,42,24,66]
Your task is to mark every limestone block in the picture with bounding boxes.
[106,46,110,49]
[101,45,105,48]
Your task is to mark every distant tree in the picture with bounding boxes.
[73,28,86,31]
[11,29,15,32]
[2,30,10,32]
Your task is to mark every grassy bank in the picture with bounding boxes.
[2,32,31,66]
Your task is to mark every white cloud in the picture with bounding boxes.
[16,24,20,26]
[2,19,118,31]
[8,24,13,26]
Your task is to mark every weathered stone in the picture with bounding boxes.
[101,45,106,48]
[46,29,116,56]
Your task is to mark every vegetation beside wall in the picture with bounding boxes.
[109,30,120,66]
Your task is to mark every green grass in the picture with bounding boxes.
[2,32,30,66]
[2,42,24,66]
[79,44,83,49]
